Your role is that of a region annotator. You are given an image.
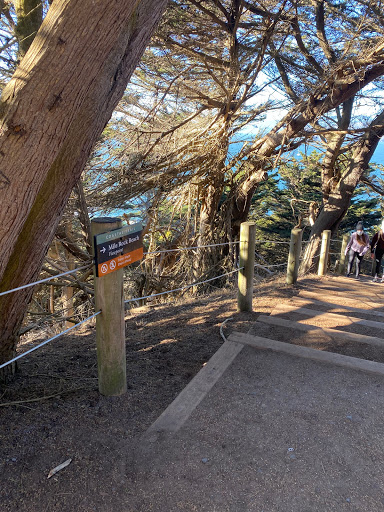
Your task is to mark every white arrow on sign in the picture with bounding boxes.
[100,247,106,253]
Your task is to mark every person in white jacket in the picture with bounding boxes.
[345,221,370,279]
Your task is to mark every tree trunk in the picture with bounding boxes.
[63,223,75,328]
[227,60,384,238]
[193,173,225,290]
[300,116,384,274]
[230,168,267,240]
[0,0,168,377]
[321,98,354,203]
[74,181,92,254]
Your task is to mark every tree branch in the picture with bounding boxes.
[313,0,336,63]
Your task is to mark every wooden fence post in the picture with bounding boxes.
[91,217,127,396]
[338,234,349,275]
[237,222,256,312]
[286,228,303,285]
[318,230,331,276]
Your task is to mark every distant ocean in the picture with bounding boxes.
[112,137,384,220]
[291,140,384,166]
[230,138,384,166]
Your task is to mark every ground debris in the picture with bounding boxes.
[47,458,72,479]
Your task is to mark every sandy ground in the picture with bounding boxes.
[132,347,384,512]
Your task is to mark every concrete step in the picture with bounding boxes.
[299,278,384,303]
[288,296,384,319]
[257,314,384,348]
[298,289,384,310]
[229,331,384,377]
[145,340,244,436]
[270,303,384,330]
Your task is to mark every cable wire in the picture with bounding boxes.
[0,264,92,297]
[255,263,287,269]
[124,268,242,304]
[0,311,101,370]
[144,239,293,256]
[144,241,240,256]
[254,240,291,245]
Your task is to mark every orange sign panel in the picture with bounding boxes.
[94,222,143,277]
[97,247,143,277]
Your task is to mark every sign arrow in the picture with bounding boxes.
[93,221,143,276]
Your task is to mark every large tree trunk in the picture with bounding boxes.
[194,164,226,286]
[229,168,267,240]
[321,98,354,203]
[194,187,220,286]
[227,58,384,237]
[300,115,384,274]
[0,0,168,377]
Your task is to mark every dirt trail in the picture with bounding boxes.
[2,274,383,511]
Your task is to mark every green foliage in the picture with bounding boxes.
[249,151,382,262]
[249,151,322,239]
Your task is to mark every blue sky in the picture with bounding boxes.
[371,141,384,166]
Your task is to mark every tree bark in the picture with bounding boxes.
[300,113,384,274]
[230,168,267,239]
[321,98,354,203]
[0,0,168,375]
[74,181,92,254]
[228,58,384,232]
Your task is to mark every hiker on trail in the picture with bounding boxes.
[371,220,384,282]
[345,221,370,279]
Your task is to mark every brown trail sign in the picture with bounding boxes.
[94,222,143,277]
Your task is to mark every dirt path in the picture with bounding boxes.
[1,274,384,511]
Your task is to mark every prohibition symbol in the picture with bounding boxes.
[93,221,143,276]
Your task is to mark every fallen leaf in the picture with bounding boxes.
[47,458,72,479]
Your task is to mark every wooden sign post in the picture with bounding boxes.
[91,217,127,396]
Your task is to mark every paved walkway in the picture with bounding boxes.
[129,275,384,512]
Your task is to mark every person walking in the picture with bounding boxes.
[371,221,384,282]
[345,221,370,279]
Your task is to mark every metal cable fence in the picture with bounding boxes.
[0,234,323,372]
[0,241,247,370]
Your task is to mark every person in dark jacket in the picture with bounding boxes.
[371,221,384,282]
[345,221,370,279]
